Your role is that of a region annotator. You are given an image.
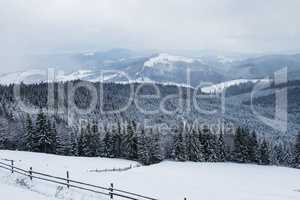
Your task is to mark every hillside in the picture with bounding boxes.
[1,80,299,143]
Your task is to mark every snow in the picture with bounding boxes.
[82,52,95,56]
[217,55,235,64]
[0,150,138,178]
[117,78,194,89]
[144,53,199,67]
[0,69,94,85]
[57,70,93,82]
[0,181,57,200]
[89,73,120,82]
[1,150,300,200]
[201,79,271,94]
[0,70,47,85]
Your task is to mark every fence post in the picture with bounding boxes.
[11,160,14,174]
[110,183,114,199]
[66,171,70,189]
[29,167,33,180]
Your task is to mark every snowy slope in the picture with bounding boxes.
[1,150,300,200]
[0,53,216,86]
[57,70,93,82]
[0,181,57,200]
[217,55,237,64]
[0,70,47,85]
[201,79,270,94]
[144,53,202,67]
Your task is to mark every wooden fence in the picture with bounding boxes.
[88,164,141,173]
[0,159,161,200]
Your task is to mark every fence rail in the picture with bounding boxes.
[0,160,160,200]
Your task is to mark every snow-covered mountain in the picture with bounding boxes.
[0,52,225,87]
[143,53,203,68]
[1,50,300,88]
[0,70,48,85]
[229,54,300,80]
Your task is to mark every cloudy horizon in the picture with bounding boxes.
[1,0,300,73]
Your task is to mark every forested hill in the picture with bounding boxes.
[1,81,300,168]
[0,80,299,140]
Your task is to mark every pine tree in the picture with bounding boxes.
[0,136,13,150]
[201,127,218,162]
[216,133,226,162]
[123,121,138,160]
[293,132,300,168]
[188,129,205,162]
[78,126,92,157]
[233,127,248,163]
[248,131,259,163]
[149,129,163,164]
[174,130,187,162]
[112,121,123,157]
[258,139,270,165]
[35,110,52,153]
[282,144,293,166]
[70,131,78,156]
[97,129,106,157]
[77,128,85,156]
[104,128,115,158]
[24,114,37,152]
[206,134,218,162]
[137,128,150,165]
[185,131,192,161]
[89,122,101,157]
[84,124,94,157]
[48,120,59,154]
[272,143,285,165]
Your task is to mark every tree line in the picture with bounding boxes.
[1,109,300,168]
[174,125,300,168]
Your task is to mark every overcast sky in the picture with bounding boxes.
[1,0,300,72]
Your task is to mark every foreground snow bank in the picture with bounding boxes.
[0,179,56,200]
[1,150,300,200]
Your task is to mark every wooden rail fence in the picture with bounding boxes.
[0,159,162,200]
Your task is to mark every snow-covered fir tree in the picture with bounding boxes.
[258,139,270,165]
[89,122,101,157]
[188,129,205,162]
[103,127,115,158]
[174,130,187,162]
[78,126,93,157]
[112,121,123,158]
[216,133,227,162]
[123,121,138,160]
[35,110,52,153]
[48,120,59,154]
[201,127,218,162]
[70,132,79,156]
[233,127,250,163]
[149,129,163,164]
[248,131,259,163]
[137,128,150,165]
[293,132,300,168]
[24,114,37,152]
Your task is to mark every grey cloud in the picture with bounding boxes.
[0,0,299,73]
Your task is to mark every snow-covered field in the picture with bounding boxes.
[1,150,300,200]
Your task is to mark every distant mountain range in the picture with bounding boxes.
[1,49,300,88]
